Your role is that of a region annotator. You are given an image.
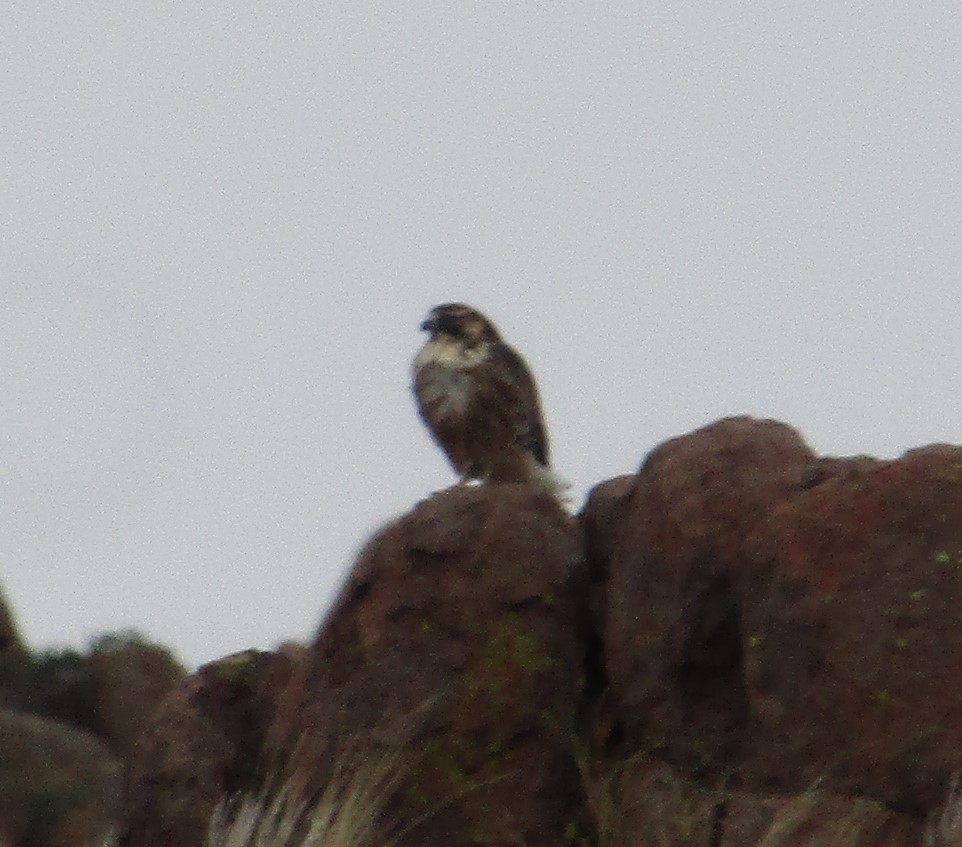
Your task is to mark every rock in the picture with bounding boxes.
[590,417,816,768]
[586,417,962,823]
[118,417,962,844]
[0,708,120,847]
[15,631,185,765]
[742,443,962,810]
[268,483,587,847]
[122,484,585,847]
[26,647,100,735]
[120,647,302,847]
[86,632,186,758]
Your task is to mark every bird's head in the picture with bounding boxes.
[419,303,501,346]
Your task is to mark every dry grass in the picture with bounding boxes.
[926,773,962,847]
[88,743,402,847]
[754,790,887,847]
[573,745,718,847]
[573,744,922,847]
[93,727,962,847]
[206,743,403,847]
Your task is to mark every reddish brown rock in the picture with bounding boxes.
[87,632,186,758]
[589,417,816,767]
[122,484,584,847]
[269,483,586,847]
[120,647,303,847]
[585,417,962,824]
[118,416,962,844]
[0,708,120,847]
[742,443,962,810]
[580,474,635,587]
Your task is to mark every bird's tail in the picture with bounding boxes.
[530,461,573,508]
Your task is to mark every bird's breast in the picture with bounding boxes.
[414,361,472,419]
[414,338,491,420]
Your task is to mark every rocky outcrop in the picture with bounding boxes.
[85,633,189,759]
[0,709,120,847]
[585,417,816,770]
[124,483,585,847]
[583,417,962,845]
[121,647,302,847]
[18,633,186,758]
[118,416,962,847]
[741,443,962,811]
[291,483,584,847]
[0,626,185,847]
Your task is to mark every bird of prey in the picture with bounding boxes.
[413,303,563,494]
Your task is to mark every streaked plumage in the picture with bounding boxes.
[413,303,554,488]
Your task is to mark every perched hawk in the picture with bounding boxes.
[413,303,562,494]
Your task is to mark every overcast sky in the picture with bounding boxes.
[2,2,960,668]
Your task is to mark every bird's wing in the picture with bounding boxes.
[487,342,550,466]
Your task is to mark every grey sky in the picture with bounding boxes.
[2,2,960,668]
